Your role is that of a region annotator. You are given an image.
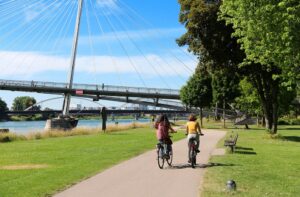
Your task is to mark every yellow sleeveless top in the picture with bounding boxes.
[187,121,199,134]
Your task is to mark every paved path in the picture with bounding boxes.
[54,130,226,197]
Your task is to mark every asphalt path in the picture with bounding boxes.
[54,130,226,197]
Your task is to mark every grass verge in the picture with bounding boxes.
[202,125,300,197]
[0,127,185,197]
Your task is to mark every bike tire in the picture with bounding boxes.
[191,153,196,168]
[157,147,164,169]
[166,150,173,166]
[189,147,196,168]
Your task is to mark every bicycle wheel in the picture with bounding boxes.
[166,150,173,166]
[191,151,196,168]
[189,146,196,168]
[157,147,164,169]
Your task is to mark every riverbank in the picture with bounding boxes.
[0,119,151,134]
[0,122,150,142]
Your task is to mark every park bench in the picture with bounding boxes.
[224,132,238,153]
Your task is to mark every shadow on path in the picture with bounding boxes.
[167,162,236,170]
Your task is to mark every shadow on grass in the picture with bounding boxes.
[234,150,257,155]
[235,146,254,151]
[282,136,300,142]
[279,127,300,131]
[168,162,236,170]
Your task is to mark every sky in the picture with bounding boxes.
[0,0,197,109]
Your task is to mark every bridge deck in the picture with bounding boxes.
[0,79,180,99]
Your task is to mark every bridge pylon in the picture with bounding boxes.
[46,0,83,130]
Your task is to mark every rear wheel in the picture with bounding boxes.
[157,147,164,169]
[191,152,196,168]
[189,145,196,168]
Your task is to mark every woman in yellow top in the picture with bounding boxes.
[186,114,204,153]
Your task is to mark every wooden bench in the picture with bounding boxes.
[224,133,238,153]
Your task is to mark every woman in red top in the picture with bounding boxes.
[155,114,176,146]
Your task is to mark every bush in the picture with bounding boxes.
[290,119,300,125]
[278,119,290,125]
[278,118,300,125]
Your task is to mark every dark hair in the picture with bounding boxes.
[188,114,197,121]
[157,114,170,124]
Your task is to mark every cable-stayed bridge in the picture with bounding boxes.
[0,78,183,110]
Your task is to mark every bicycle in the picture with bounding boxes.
[188,137,197,168]
[156,137,173,169]
[188,133,203,168]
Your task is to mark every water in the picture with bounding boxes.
[0,119,151,134]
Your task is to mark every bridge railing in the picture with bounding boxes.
[0,79,180,95]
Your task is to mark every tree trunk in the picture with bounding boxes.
[262,116,266,127]
[248,64,280,133]
[215,102,219,121]
[199,107,203,128]
[223,99,226,128]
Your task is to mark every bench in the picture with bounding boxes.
[224,133,238,153]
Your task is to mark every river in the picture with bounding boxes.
[0,119,151,134]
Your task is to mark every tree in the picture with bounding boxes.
[0,98,8,120]
[12,96,37,111]
[235,78,261,116]
[219,0,300,133]
[177,0,243,127]
[180,65,212,126]
[211,68,240,127]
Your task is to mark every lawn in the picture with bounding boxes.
[0,128,185,197]
[202,126,300,197]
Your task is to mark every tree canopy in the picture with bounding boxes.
[219,0,300,84]
[12,96,37,111]
[180,65,212,109]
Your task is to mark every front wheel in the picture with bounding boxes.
[166,150,173,166]
[157,147,164,169]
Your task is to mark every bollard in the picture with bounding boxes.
[226,180,236,191]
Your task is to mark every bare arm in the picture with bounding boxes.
[185,125,188,135]
[169,125,176,133]
[197,123,204,135]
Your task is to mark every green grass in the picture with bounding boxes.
[202,126,300,197]
[0,128,185,197]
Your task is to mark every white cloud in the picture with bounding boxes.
[0,51,196,78]
[96,0,118,8]
[23,1,47,22]
[95,0,120,15]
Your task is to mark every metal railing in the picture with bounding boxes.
[0,79,180,96]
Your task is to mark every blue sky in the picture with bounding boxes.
[0,0,197,109]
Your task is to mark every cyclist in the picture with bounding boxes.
[155,114,176,154]
[186,114,204,156]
